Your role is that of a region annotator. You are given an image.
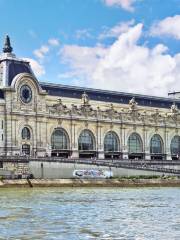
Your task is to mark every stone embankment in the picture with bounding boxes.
[0,178,180,188]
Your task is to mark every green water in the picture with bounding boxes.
[0,187,179,239]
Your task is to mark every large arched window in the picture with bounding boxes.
[51,128,69,150]
[78,130,95,151]
[128,133,143,153]
[150,134,163,154]
[22,127,31,140]
[170,136,180,156]
[104,131,119,152]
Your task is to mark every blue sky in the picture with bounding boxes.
[0,0,180,96]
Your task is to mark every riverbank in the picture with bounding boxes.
[0,178,180,188]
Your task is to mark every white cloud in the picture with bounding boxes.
[103,0,137,12]
[33,38,60,60]
[99,19,135,39]
[75,29,92,40]
[33,45,49,59]
[60,44,107,85]
[150,15,180,39]
[23,58,45,77]
[48,38,60,46]
[60,23,180,97]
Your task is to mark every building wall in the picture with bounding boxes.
[0,73,179,160]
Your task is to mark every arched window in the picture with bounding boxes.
[170,136,180,155]
[51,128,69,150]
[22,127,31,140]
[104,131,119,152]
[150,134,163,154]
[128,133,143,153]
[78,130,95,151]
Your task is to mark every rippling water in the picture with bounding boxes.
[0,187,179,239]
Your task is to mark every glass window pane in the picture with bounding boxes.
[78,130,94,151]
[128,133,142,153]
[51,129,68,150]
[22,127,31,140]
[171,136,180,155]
[150,134,163,154]
[104,132,119,152]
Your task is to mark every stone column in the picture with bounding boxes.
[97,124,104,159]
[144,128,151,160]
[122,127,128,159]
[165,130,172,160]
[71,123,79,158]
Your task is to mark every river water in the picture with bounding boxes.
[0,187,179,240]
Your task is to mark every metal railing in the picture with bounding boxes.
[0,156,180,174]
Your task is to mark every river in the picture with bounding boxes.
[0,187,179,239]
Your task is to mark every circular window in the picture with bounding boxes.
[20,85,32,103]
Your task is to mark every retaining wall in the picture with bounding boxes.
[29,161,170,179]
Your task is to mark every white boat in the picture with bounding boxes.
[73,169,113,179]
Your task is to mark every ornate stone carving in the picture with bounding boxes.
[49,98,69,115]
[71,104,80,115]
[171,102,178,114]
[46,95,179,127]
[96,106,102,119]
[166,102,179,121]
[151,109,161,122]
[104,104,119,119]
[129,97,138,111]
[81,104,96,117]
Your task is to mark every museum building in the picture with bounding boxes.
[0,36,179,160]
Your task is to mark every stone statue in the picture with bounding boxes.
[171,102,178,114]
[49,98,69,115]
[129,97,138,110]
[57,98,62,105]
[81,91,89,105]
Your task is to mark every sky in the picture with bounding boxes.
[0,0,180,97]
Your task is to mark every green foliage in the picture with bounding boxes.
[0,176,4,181]
[114,175,178,180]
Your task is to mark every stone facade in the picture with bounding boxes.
[0,36,180,161]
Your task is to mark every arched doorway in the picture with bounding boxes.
[128,133,143,159]
[51,128,70,157]
[22,144,30,155]
[170,136,180,160]
[150,134,164,160]
[104,131,121,159]
[78,129,96,158]
[21,127,31,156]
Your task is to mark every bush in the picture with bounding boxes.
[0,176,4,181]
[116,175,163,180]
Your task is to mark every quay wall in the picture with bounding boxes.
[0,178,180,188]
[29,161,171,179]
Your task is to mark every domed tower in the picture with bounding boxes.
[0,35,34,87]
